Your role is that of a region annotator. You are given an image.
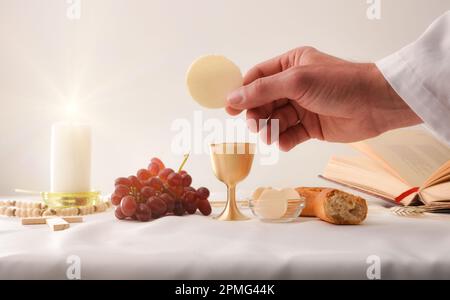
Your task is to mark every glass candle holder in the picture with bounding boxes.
[41,191,101,208]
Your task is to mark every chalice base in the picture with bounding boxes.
[214,203,250,221]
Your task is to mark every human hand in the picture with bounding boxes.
[226,47,422,151]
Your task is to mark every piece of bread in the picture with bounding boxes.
[295,187,324,217]
[296,187,368,225]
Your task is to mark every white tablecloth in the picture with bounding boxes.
[1,190,450,280]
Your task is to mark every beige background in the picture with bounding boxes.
[0,0,449,195]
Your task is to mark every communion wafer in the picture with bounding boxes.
[252,187,271,201]
[255,189,288,219]
[186,55,243,109]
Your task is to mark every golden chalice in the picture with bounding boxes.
[210,143,255,221]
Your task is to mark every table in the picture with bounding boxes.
[1,188,450,280]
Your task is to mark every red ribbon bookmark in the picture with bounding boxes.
[395,187,420,203]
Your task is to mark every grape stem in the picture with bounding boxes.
[178,153,190,173]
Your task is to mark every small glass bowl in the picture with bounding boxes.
[41,191,101,208]
[248,196,305,223]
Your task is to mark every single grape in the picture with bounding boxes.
[137,169,151,181]
[168,186,184,198]
[135,203,152,222]
[147,177,164,191]
[115,177,132,187]
[183,186,196,194]
[168,172,182,187]
[151,157,165,170]
[114,184,130,198]
[158,168,174,182]
[128,175,142,190]
[140,178,150,187]
[160,193,175,213]
[173,200,185,216]
[198,199,212,216]
[121,195,137,217]
[184,191,196,202]
[181,174,192,187]
[147,196,167,218]
[140,186,156,199]
[196,187,210,200]
[115,206,126,220]
[147,162,160,177]
[111,193,122,206]
[182,193,198,214]
[185,204,197,215]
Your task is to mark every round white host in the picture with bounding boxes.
[186,55,243,109]
[254,189,288,219]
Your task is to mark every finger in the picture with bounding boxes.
[262,104,305,145]
[246,106,271,133]
[246,99,290,133]
[227,68,303,110]
[243,47,321,84]
[259,104,299,145]
[244,53,287,85]
[247,105,272,122]
[272,99,290,110]
[278,123,311,152]
[269,102,305,134]
[225,106,243,116]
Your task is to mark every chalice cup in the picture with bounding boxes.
[210,143,255,221]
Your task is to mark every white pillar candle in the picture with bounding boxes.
[51,122,91,193]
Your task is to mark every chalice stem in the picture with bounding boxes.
[215,184,249,221]
[226,185,238,212]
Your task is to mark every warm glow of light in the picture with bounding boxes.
[64,101,81,121]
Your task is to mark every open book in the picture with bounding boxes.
[322,128,450,206]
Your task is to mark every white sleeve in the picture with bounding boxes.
[376,11,450,145]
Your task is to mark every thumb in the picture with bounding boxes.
[226,67,305,110]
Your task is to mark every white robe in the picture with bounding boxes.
[377,11,450,145]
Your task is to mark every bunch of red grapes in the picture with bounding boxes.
[111,157,212,222]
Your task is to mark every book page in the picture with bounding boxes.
[351,129,450,187]
[421,182,450,204]
[324,155,412,200]
[424,160,450,187]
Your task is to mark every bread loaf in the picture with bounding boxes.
[296,187,368,225]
